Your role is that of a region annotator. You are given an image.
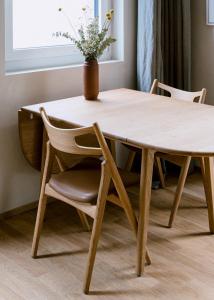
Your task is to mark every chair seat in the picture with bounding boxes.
[49,158,139,203]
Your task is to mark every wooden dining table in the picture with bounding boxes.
[19,88,214,276]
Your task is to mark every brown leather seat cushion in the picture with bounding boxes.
[49,158,139,203]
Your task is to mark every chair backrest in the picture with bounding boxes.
[150,79,207,104]
[40,107,128,197]
[40,107,102,157]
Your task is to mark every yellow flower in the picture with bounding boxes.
[106,11,112,21]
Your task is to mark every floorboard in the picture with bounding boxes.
[0,172,214,299]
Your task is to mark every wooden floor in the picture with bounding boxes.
[0,171,214,300]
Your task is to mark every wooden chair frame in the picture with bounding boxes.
[126,79,207,227]
[32,108,150,294]
[150,79,207,103]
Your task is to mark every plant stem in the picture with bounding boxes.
[62,11,79,39]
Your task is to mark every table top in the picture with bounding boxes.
[22,88,214,156]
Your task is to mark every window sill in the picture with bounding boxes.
[5,59,124,76]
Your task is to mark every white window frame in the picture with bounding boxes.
[207,0,214,25]
[5,0,113,73]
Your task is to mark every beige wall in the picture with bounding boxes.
[0,0,137,213]
[192,0,214,104]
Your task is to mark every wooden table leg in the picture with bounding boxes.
[137,148,154,276]
[204,157,214,233]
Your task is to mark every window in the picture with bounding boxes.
[207,0,214,25]
[5,0,113,73]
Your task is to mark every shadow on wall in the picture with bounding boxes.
[0,123,40,213]
[0,68,85,215]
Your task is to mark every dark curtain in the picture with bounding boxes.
[161,0,191,90]
[137,0,191,92]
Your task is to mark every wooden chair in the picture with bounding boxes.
[126,79,207,228]
[32,108,150,294]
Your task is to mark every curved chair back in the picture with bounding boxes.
[40,107,102,157]
[150,79,207,103]
[40,107,130,203]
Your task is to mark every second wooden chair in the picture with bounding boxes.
[126,79,207,228]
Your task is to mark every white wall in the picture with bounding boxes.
[192,0,214,105]
[0,0,137,213]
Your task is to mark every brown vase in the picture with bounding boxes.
[83,59,99,100]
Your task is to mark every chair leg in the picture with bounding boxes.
[83,163,111,294]
[199,156,206,179]
[168,156,191,228]
[155,156,166,188]
[32,193,48,258]
[145,250,152,265]
[77,209,91,231]
[117,191,152,265]
[125,151,136,171]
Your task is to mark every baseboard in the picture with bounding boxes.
[0,201,38,220]
[0,198,58,220]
